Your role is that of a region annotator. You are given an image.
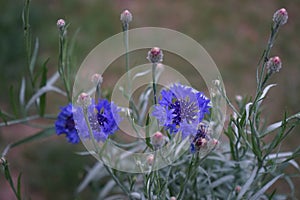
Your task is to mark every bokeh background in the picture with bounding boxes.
[1,0,299,199]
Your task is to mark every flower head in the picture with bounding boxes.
[273,8,288,26]
[73,99,122,142]
[147,47,163,63]
[266,56,282,74]
[55,103,79,144]
[152,83,210,138]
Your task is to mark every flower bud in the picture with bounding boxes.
[147,47,163,64]
[91,73,103,86]
[0,157,5,165]
[151,131,164,148]
[77,93,92,108]
[235,185,241,193]
[56,19,66,30]
[146,154,154,165]
[120,10,133,30]
[170,197,176,200]
[266,56,282,74]
[273,8,288,26]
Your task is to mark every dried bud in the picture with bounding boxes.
[147,47,163,64]
[77,93,92,108]
[266,56,282,74]
[151,131,164,148]
[273,8,288,26]
[56,19,66,30]
[146,154,154,165]
[91,73,103,85]
[120,10,132,30]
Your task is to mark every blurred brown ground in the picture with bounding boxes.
[0,0,299,199]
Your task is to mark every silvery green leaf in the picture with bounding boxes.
[245,102,253,122]
[19,78,26,106]
[262,112,300,136]
[249,174,283,200]
[237,166,258,200]
[98,180,115,199]
[29,38,39,75]
[76,162,104,194]
[210,175,234,188]
[257,84,276,107]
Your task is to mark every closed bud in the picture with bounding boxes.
[56,19,66,30]
[235,185,241,193]
[146,154,154,165]
[151,131,164,148]
[77,93,92,108]
[266,56,282,74]
[91,73,103,86]
[147,47,163,64]
[120,10,133,31]
[0,157,5,165]
[273,8,288,26]
[170,197,176,200]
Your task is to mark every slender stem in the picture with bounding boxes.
[152,63,157,105]
[123,28,131,93]
[83,108,99,153]
[103,164,130,196]
[177,155,195,200]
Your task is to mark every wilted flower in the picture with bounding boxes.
[273,8,288,26]
[190,124,210,153]
[55,103,79,144]
[152,83,210,138]
[266,56,282,74]
[120,10,132,31]
[151,131,165,148]
[147,47,163,64]
[73,99,122,142]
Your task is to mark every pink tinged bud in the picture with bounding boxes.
[170,197,176,200]
[147,47,163,63]
[57,19,66,30]
[151,131,164,148]
[235,185,241,193]
[120,10,133,24]
[146,154,154,165]
[91,73,103,85]
[77,93,92,107]
[266,56,282,74]
[273,8,288,26]
[0,157,5,165]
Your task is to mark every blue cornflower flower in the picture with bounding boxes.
[55,103,79,144]
[73,99,122,142]
[152,83,210,138]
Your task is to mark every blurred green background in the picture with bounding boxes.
[1,0,299,199]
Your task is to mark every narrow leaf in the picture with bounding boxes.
[29,38,39,75]
[249,174,283,200]
[19,78,26,106]
[39,63,48,116]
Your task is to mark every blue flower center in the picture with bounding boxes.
[89,110,108,131]
[65,116,75,130]
[170,98,198,125]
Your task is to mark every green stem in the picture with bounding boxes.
[152,63,157,105]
